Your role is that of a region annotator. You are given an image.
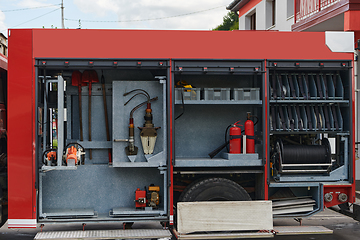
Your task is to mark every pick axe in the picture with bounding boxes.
[82,70,99,159]
[71,70,86,142]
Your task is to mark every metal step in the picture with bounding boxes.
[273,226,333,235]
[173,230,274,239]
[34,229,172,240]
[174,225,333,239]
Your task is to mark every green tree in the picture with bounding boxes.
[213,11,239,31]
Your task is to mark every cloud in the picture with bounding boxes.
[73,0,230,30]
[17,0,53,8]
[73,0,119,17]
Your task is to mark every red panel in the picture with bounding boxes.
[169,60,174,225]
[324,185,353,208]
[344,10,360,31]
[27,29,352,61]
[264,60,268,200]
[351,59,356,203]
[7,29,35,222]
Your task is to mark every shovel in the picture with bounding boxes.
[82,70,99,159]
[71,70,85,142]
[100,71,112,165]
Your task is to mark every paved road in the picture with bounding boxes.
[0,208,359,240]
[273,209,360,240]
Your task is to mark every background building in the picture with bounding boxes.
[0,33,7,57]
[227,0,295,30]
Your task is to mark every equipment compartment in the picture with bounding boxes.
[36,59,169,222]
[268,60,352,183]
[173,60,264,167]
[269,183,323,218]
[39,166,167,220]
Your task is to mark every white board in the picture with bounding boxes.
[177,201,273,234]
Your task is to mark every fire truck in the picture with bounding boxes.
[5,29,358,239]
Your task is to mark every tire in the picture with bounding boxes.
[178,177,251,202]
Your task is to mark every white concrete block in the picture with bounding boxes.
[177,201,273,234]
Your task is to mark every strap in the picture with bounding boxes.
[245,135,256,140]
[322,74,329,99]
[306,105,313,130]
[295,105,303,131]
[287,105,294,131]
[323,105,331,130]
[287,74,296,99]
[331,74,337,99]
[305,74,310,99]
[271,106,277,131]
[316,74,324,99]
[278,106,287,130]
[331,105,339,130]
[314,105,321,130]
[230,135,242,140]
[272,73,277,99]
[298,74,306,99]
[278,74,285,99]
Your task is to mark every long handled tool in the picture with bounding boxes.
[82,70,99,159]
[71,71,84,142]
[100,71,112,164]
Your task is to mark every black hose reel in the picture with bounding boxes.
[275,138,332,174]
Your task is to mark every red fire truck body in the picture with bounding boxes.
[0,50,7,228]
[6,29,356,234]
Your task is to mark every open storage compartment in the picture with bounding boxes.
[269,183,323,218]
[268,60,352,217]
[36,59,169,222]
[172,60,264,168]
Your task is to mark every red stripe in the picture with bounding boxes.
[264,60,268,200]
[169,59,174,222]
[351,60,356,202]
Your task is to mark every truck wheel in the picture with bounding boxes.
[178,177,251,202]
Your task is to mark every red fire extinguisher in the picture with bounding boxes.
[229,121,242,154]
[245,112,255,153]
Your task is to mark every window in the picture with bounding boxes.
[266,0,276,29]
[245,10,256,30]
[250,12,256,30]
[287,0,294,18]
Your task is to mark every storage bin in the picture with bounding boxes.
[175,88,201,101]
[233,88,260,101]
[204,88,230,101]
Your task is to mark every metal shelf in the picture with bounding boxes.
[175,156,263,168]
[270,99,348,104]
[270,131,349,135]
[175,100,262,105]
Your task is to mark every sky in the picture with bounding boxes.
[0,0,233,37]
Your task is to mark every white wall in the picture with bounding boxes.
[239,0,294,31]
[274,0,294,31]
